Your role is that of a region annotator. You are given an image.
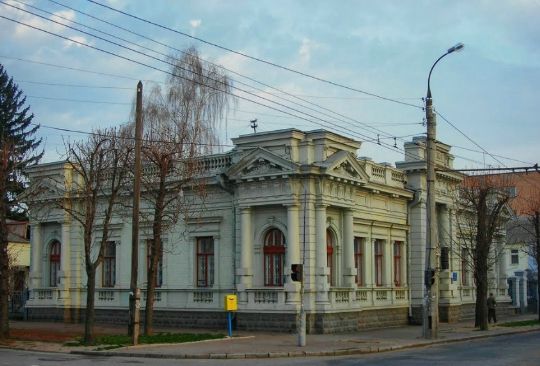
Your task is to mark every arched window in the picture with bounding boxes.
[326,229,335,286]
[264,228,285,286]
[49,241,61,287]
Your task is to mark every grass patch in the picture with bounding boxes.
[71,332,225,347]
[499,319,540,328]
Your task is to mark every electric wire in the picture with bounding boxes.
[5,1,408,141]
[4,5,528,168]
[0,12,424,160]
[85,0,423,110]
[17,80,132,90]
[27,0,412,140]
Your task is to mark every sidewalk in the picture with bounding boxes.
[3,314,539,359]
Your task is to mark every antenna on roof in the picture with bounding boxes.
[250,119,258,134]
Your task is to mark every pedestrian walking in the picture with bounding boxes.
[487,292,497,323]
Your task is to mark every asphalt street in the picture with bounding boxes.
[1,331,539,366]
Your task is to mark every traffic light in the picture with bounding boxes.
[425,268,436,287]
[291,264,303,282]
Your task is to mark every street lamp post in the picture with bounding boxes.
[423,43,464,339]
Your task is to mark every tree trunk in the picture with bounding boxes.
[475,271,489,330]
[535,212,540,323]
[0,170,9,340]
[144,173,166,336]
[144,256,156,336]
[0,223,9,340]
[83,268,96,345]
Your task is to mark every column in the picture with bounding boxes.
[522,276,528,311]
[29,224,42,289]
[364,235,373,287]
[59,223,71,290]
[315,204,329,302]
[439,206,454,300]
[384,239,392,287]
[59,223,71,320]
[498,242,508,288]
[236,207,252,302]
[213,237,221,289]
[285,205,300,302]
[513,278,520,308]
[343,209,356,288]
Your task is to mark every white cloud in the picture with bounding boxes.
[215,51,249,74]
[8,6,78,41]
[190,19,202,29]
[298,38,320,64]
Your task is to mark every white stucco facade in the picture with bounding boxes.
[24,129,511,331]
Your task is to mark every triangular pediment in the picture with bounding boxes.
[34,177,66,196]
[316,151,369,185]
[226,148,299,180]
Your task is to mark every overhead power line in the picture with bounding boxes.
[5,4,521,168]
[39,0,415,141]
[85,0,422,110]
[451,144,534,165]
[8,0,410,142]
[27,95,132,105]
[438,165,539,173]
[0,54,141,81]
[19,80,132,90]
[0,14,409,156]
[1,7,428,163]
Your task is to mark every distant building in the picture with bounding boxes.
[7,219,30,317]
[503,171,540,312]
[24,129,512,332]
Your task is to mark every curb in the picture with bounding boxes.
[70,327,540,360]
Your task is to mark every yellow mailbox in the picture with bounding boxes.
[224,294,238,311]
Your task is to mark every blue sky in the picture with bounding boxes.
[0,0,538,168]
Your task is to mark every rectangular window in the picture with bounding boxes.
[440,247,449,270]
[102,241,116,287]
[197,237,214,287]
[511,249,519,265]
[374,240,384,287]
[393,241,402,287]
[461,248,469,286]
[354,237,364,286]
[147,240,163,288]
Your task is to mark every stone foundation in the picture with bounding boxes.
[439,303,475,323]
[306,307,408,334]
[411,302,515,324]
[27,307,409,333]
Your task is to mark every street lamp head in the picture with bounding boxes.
[447,42,464,54]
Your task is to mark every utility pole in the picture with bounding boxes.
[424,91,439,339]
[128,81,143,344]
[423,43,464,339]
[297,188,307,347]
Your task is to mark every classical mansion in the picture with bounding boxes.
[24,129,511,332]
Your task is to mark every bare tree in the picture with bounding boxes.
[456,174,513,330]
[44,127,132,344]
[140,47,234,335]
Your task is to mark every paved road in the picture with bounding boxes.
[1,331,539,366]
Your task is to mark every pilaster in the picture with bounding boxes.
[236,207,253,302]
[315,204,329,303]
[342,208,356,288]
[284,204,301,302]
[29,224,42,288]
